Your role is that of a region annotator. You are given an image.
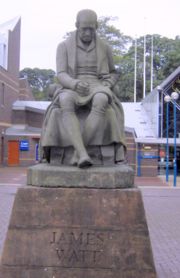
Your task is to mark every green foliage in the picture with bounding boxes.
[118,34,180,101]
[20,68,56,100]
[162,36,180,76]
[97,16,132,56]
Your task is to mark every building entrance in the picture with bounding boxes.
[8,140,19,166]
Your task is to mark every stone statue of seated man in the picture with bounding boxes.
[40,9,126,168]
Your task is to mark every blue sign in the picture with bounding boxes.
[35,144,39,161]
[137,151,159,176]
[20,140,29,151]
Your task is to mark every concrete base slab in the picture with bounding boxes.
[27,163,134,188]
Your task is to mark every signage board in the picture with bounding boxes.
[19,140,29,151]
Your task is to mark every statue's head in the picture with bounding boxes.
[76,9,98,44]
[76,9,98,29]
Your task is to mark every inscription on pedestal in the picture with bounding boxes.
[49,228,112,269]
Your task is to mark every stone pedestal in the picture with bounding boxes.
[0,179,156,277]
[27,164,134,188]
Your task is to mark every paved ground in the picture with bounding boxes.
[0,166,180,277]
[141,187,180,278]
[0,167,27,259]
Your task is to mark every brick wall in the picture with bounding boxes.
[0,67,19,164]
[19,78,34,100]
[0,17,21,165]
[12,109,44,127]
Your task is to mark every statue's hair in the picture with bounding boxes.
[76,9,98,28]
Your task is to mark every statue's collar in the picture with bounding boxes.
[76,34,96,52]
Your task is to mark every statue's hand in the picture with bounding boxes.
[102,80,111,88]
[76,81,89,96]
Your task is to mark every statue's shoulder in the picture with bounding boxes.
[57,31,76,52]
[63,31,76,46]
[96,35,111,50]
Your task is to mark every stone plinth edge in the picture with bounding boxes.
[27,163,134,188]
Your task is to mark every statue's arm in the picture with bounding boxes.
[107,44,116,73]
[101,44,119,88]
[56,42,79,90]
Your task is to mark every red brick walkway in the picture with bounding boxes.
[135,176,169,187]
[0,166,27,186]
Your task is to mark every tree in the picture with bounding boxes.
[96,17,134,101]
[144,35,178,85]
[120,34,180,101]
[162,36,180,76]
[20,68,56,100]
[97,16,132,65]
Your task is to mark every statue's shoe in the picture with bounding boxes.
[70,151,78,166]
[115,159,128,166]
[78,156,93,168]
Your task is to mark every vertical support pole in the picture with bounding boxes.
[166,102,169,182]
[134,37,137,102]
[173,102,177,187]
[137,150,141,177]
[143,35,146,99]
[150,35,153,92]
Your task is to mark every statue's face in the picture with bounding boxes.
[78,25,96,44]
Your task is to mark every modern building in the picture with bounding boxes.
[125,66,180,176]
[0,17,34,165]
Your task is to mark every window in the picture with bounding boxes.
[0,43,7,69]
[0,83,5,107]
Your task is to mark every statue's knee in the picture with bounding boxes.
[59,93,75,110]
[92,93,108,109]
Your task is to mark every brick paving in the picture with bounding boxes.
[141,187,180,278]
[0,185,18,257]
[0,166,180,277]
[0,167,27,258]
[135,176,169,187]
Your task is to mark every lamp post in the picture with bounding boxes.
[171,91,179,187]
[164,95,171,182]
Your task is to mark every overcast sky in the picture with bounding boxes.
[0,0,180,70]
